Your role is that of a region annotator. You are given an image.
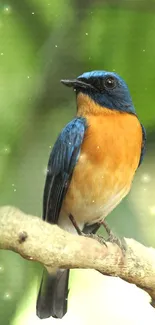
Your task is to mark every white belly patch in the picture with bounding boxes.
[85,185,130,225]
[63,182,130,227]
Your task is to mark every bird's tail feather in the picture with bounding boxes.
[36,268,69,319]
[36,222,100,319]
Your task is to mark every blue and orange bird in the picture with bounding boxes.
[36,70,146,319]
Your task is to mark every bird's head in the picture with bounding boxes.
[61,70,136,114]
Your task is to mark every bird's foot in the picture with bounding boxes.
[69,215,107,246]
[82,233,107,247]
[100,220,127,254]
[107,232,126,255]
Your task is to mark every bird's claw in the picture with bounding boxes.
[107,231,127,254]
[100,220,127,254]
[82,233,107,247]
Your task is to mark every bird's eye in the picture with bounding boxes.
[104,77,116,90]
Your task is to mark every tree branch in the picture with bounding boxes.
[0,206,155,303]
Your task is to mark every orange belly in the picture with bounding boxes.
[62,110,142,225]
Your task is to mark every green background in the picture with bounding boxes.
[0,0,155,324]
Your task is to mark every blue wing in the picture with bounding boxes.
[43,117,87,224]
[138,123,146,167]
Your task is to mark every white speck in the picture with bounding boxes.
[43,167,48,175]
[4,6,11,14]
[69,142,71,145]
[49,145,52,149]
[97,146,100,149]
[142,49,145,52]
[85,32,88,36]
[143,187,147,191]
[0,265,4,273]
[113,69,116,72]
[101,176,104,179]
[32,12,35,15]
[12,183,15,187]
[149,206,155,215]
[27,75,30,79]
[55,45,58,48]
[14,189,16,192]
[29,257,33,260]
[3,292,12,300]
[141,173,151,183]
[92,200,95,203]
[1,52,4,56]
[1,146,11,155]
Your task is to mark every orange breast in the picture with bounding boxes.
[63,101,142,225]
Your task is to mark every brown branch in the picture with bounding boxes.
[0,206,155,302]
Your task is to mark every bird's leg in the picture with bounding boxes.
[83,223,107,246]
[99,219,127,253]
[69,214,83,235]
[69,215,107,246]
[100,219,112,237]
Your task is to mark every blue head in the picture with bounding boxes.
[61,70,136,114]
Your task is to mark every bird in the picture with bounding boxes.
[36,70,146,320]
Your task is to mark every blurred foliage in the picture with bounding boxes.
[0,0,155,324]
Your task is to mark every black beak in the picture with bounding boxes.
[60,79,96,91]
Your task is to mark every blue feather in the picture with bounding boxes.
[138,123,146,166]
[43,117,87,223]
